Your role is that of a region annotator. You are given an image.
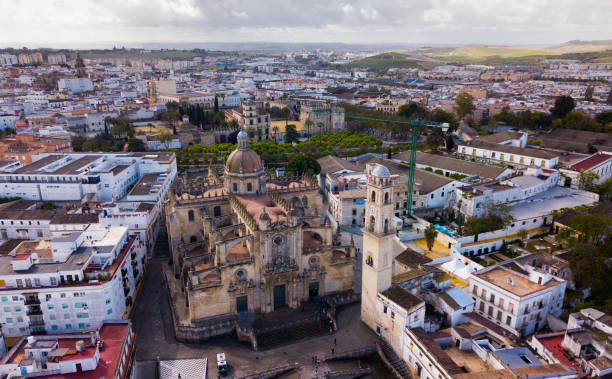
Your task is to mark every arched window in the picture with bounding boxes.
[371,191,376,202]
[188,210,194,222]
[190,235,197,243]
[384,219,389,233]
[213,206,221,217]
[370,216,375,229]
[247,183,252,192]
[384,192,389,204]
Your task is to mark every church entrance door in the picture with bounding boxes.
[309,282,319,301]
[236,296,248,313]
[273,285,286,308]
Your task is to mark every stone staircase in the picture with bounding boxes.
[322,345,377,362]
[254,317,329,350]
[377,339,412,379]
[237,362,300,379]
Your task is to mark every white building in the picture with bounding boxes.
[468,260,567,337]
[0,152,176,202]
[457,139,559,169]
[559,152,612,189]
[58,78,94,95]
[456,168,559,218]
[0,54,18,67]
[0,225,145,337]
[0,320,134,378]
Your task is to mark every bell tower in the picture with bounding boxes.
[361,164,396,331]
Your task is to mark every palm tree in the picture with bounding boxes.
[272,126,279,142]
[316,122,324,146]
[424,224,438,252]
[305,118,313,138]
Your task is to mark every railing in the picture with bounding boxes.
[24,298,40,305]
[29,319,45,327]
[26,308,43,316]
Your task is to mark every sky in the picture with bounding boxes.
[2,0,611,48]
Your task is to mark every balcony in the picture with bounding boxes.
[26,308,43,316]
[24,298,40,305]
[29,319,45,327]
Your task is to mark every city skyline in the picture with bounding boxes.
[2,0,611,48]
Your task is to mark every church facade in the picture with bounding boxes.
[165,132,356,324]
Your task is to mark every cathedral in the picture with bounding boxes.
[165,131,356,324]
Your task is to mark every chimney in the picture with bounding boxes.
[507,277,514,285]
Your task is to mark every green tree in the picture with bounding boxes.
[40,201,57,210]
[285,154,321,176]
[578,169,599,191]
[285,124,300,144]
[445,135,455,152]
[454,93,475,121]
[317,122,324,146]
[156,131,174,149]
[550,95,575,119]
[126,138,146,152]
[214,96,219,113]
[426,128,445,151]
[598,178,612,201]
[424,224,438,251]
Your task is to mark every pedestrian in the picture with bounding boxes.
[333,337,336,346]
[358,360,362,369]
[331,347,335,354]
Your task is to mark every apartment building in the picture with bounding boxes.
[0,152,176,202]
[0,320,135,378]
[469,260,567,337]
[57,78,94,95]
[0,225,145,338]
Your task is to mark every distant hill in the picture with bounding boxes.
[427,41,612,64]
[342,52,439,73]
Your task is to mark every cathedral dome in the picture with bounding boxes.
[371,164,391,178]
[225,131,264,175]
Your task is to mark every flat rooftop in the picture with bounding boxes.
[474,265,562,297]
[510,186,597,220]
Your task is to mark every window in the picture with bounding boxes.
[383,305,387,314]
[3,307,9,312]
[105,298,111,304]
[45,294,51,301]
[107,309,112,314]
[12,296,18,301]
[490,294,495,303]
[1,297,6,302]
[76,313,89,318]
[47,304,54,310]
[78,323,85,329]
[247,183,252,191]
[391,311,395,319]
[506,316,512,325]
[62,304,68,309]
[50,277,57,286]
[233,183,237,192]
[14,306,21,312]
[499,298,504,309]
[50,314,56,320]
[65,324,72,329]
[17,316,23,322]
[188,210,195,222]
[60,292,65,298]
[6,318,12,323]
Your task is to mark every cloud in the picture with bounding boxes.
[0,0,610,47]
